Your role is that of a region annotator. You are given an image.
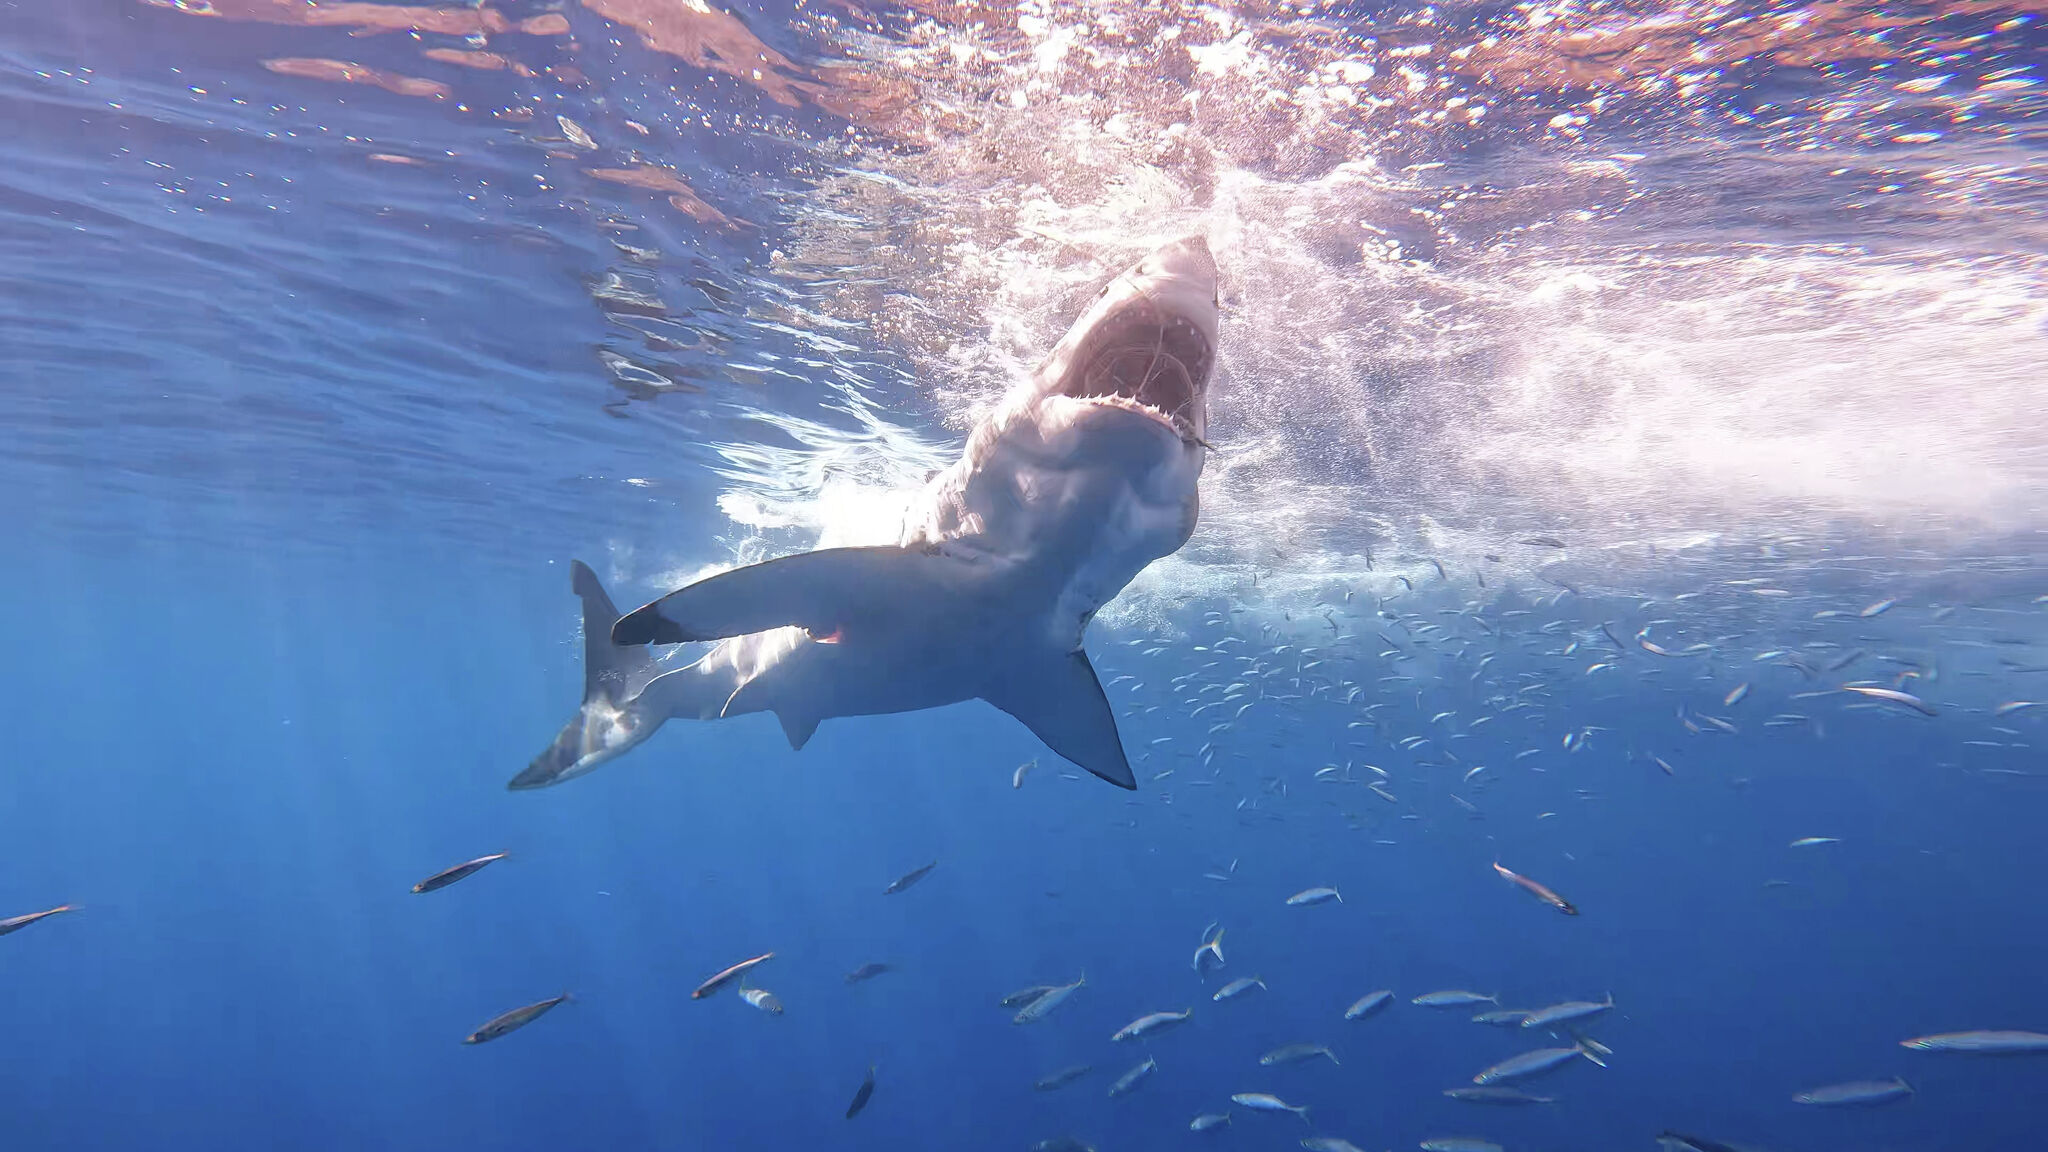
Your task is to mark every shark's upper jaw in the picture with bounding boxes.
[1051,236,1218,443]
[1063,307,1210,438]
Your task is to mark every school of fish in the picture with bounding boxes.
[12,515,2041,1151]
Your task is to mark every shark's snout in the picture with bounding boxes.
[1138,235,1218,294]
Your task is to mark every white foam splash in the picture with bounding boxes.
[694,2,2046,619]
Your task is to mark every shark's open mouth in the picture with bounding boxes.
[1065,310,1210,437]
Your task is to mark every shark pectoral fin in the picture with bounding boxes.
[613,546,953,647]
[777,709,820,751]
[984,650,1135,790]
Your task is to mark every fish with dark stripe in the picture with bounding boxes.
[464,994,570,1044]
[412,853,507,894]
[692,951,773,999]
[0,904,75,937]
[845,1064,876,1118]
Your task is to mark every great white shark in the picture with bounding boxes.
[517,236,1219,791]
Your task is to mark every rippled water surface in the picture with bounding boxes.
[4,1,2045,1150]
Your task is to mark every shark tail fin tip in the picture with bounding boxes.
[571,560,657,706]
[570,559,610,606]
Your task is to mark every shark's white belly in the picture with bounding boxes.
[906,396,1203,651]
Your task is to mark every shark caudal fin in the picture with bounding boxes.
[510,561,668,791]
[983,650,1136,790]
[612,546,960,646]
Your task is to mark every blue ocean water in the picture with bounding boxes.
[4,1,2045,1150]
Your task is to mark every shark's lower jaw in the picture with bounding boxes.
[1071,393,1204,447]
[1079,341,1199,416]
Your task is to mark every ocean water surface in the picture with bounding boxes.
[3,1,2045,1149]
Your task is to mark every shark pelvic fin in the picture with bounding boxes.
[984,650,1135,790]
[612,546,959,646]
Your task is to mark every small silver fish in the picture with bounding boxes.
[0,904,75,937]
[1302,1139,1366,1152]
[845,1063,876,1118]
[1214,976,1265,1002]
[1189,1111,1232,1131]
[1494,861,1577,915]
[412,853,508,894]
[845,962,892,985]
[1107,1056,1157,1098]
[884,861,937,894]
[1794,1077,1912,1105]
[1473,1039,1604,1084]
[1840,685,1936,715]
[1013,759,1035,788]
[1443,1086,1556,1104]
[1345,990,1394,1019]
[740,986,784,1015]
[1286,887,1343,906]
[1472,1009,1532,1027]
[1521,995,1613,1029]
[1901,1030,2048,1052]
[464,993,571,1044]
[1013,974,1085,1025]
[1261,1043,1339,1066]
[1193,927,1227,974]
[1230,1092,1309,1122]
[1001,983,1057,1008]
[1112,1008,1192,1042]
[1420,1139,1504,1152]
[692,952,772,1000]
[1414,990,1498,1008]
[1033,1064,1093,1091]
